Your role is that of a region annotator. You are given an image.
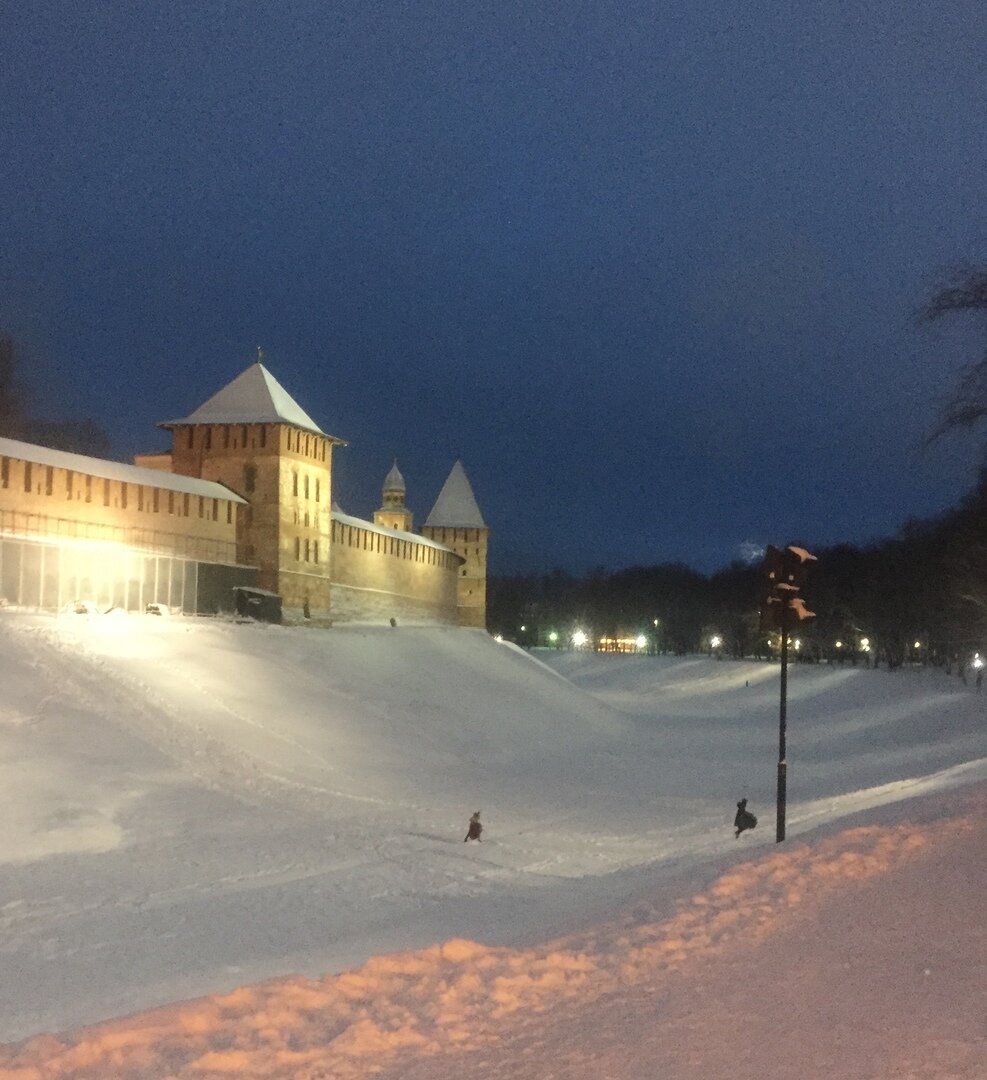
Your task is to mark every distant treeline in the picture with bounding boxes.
[489,469,987,668]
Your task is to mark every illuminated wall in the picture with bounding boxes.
[0,444,250,612]
[420,524,489,628]
[328,512,461,624]
[168,422,334,613]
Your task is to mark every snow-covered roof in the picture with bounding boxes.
[425,461,486,528]
[383,461,406,491]
[332,509,461,557]
[0,436,247,503]
[162,363,345,442]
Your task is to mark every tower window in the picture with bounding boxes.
[84,474,91,502]
[183,493,190,516]
[103,478,110,506]
[304,474,309,499]
[205,428,212,450]
[244,464,256,494]
[260,426,267,448]
[0,456,8,488]
[120,483,127,509]
[292,471,298,496]
[45,467,53,495]
[23,462,32,492]
[152,489,159,513]
[168,491,175,514]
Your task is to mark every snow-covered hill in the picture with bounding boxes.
[0,609,984,1075]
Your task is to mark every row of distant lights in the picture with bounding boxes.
[496,626,651,649]
[495,630,985,666]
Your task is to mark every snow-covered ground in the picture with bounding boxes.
[0,610,984,1077]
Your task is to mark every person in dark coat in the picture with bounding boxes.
[464,811,483,842]
[734,798,757,838]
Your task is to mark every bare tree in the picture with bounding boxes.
[920,266,987,440]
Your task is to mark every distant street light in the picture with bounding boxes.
[548,631,558,643]
[635,634,647,649]
[710,635,722,648]
[572,630,588,648]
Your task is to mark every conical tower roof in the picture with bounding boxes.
[425,461,486,528]
[162,362,342,440]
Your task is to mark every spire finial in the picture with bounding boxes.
[256,345,265,365]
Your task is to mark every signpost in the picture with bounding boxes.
[760,545,816,842]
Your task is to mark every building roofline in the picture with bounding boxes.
[331,509,463,560]
[0,436,248,503]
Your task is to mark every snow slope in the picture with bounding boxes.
[0,611,984,1074]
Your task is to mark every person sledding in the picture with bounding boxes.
[734,798,757,838]
[464,811,483,842]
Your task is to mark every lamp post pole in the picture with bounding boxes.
[777,600,789,843]
[761,544,815,844]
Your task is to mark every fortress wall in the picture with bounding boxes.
[0,445,249,613]
[329,517,459,624]
[0,451,239,562]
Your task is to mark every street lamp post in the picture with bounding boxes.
[777,600,789,843]
[760,545,816,843]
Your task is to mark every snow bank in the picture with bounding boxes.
[1,800,979,1079]
[0,609,985,1065]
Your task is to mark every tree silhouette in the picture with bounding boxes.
[920,266,987,440]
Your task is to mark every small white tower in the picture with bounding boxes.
[374,460,413,532]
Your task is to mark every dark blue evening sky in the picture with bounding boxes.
[2,2,986,573]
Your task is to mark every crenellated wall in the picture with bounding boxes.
[0,438,249,612]
[0,442,241,563]
[0,364,490,627]
[329,512,461,623]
